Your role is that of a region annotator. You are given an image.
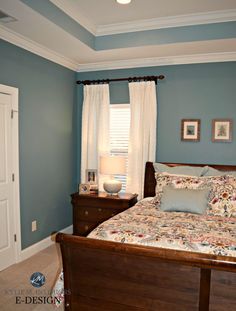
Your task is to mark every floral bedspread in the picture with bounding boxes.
[88,197,236,257]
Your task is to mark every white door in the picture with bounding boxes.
[0,93,15,271]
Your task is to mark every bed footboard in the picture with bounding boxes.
[56,233,236,311]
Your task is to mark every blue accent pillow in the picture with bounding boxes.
[160,186,210,214]
[203,166,236,177]
[153,162,208,176]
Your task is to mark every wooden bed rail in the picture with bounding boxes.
[56,233,236,311]
[56,233,236,272]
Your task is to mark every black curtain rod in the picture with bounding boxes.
[76,75,165,85]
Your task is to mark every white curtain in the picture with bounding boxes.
[126,81,157,198]
[81,84,110,183]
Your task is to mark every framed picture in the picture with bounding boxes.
[79,183,90,195]
[212,119,233,142]
[85,169,98,184]
[181,119,200,142]
[89,184,98,194]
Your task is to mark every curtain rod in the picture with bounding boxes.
[76,75,165,85]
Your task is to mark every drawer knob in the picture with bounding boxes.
[98,208,102,212]
[85,225,89,230]
[85,210,89,216]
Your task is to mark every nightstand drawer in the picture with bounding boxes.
[73,196,133,209]
[71,192,138,237]
[76,206,117,222]
[73,221,98,236]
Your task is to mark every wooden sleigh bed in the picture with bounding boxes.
[56,162,236,311]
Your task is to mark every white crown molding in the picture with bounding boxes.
[0,25,78,71]
[77,52,236,72]
[97,9,236,35]
[49,0,96,35]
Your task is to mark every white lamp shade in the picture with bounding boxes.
[100,156,126,175]
[116,0,131,4]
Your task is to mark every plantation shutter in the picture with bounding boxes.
[110,104,130,191]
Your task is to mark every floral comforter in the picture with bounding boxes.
[88,197,236,257]
[53,197,236,307]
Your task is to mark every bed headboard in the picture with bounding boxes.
[144,162,236,198]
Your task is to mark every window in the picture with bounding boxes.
[110,104,130,191]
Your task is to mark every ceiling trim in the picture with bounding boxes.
[0,25,78,71]
[49,0,96,35]
[42,3,236,37]
[96,9,236,35]
[77,52,236,72]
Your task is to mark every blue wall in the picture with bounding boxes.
[77,62,236,182]
[0,39,76,249]
[1,35,235,249]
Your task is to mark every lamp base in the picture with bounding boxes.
[103,179,122,195]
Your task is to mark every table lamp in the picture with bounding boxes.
[100,156,126,195]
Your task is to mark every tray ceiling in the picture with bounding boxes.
[0,0,235,71]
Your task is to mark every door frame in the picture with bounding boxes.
[0,84,21,263]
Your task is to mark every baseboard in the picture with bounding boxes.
[19,225,73,262]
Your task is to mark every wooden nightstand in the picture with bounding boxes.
[71,192,138,236]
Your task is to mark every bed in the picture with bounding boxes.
[56,162,236,311]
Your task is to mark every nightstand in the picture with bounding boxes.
[71,192,138,236]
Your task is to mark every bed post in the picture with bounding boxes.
[144,162,156,197]
[199,268,211,311]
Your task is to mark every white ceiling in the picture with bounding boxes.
[0,0,236,71]
[59,0,236,27]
